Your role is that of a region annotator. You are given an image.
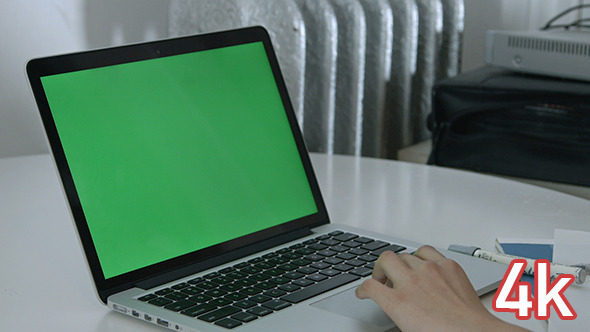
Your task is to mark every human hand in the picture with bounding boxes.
[355,245,527,332]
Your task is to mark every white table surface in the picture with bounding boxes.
[1,153,589,331]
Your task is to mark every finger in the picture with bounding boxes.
[397,252,424,269]
[355,278,395,306]
[412,245,447,263]
[371,250,409,283]
[355,278,404,324]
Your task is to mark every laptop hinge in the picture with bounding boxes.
[135,227,314,290]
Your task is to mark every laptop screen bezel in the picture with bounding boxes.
[27,26,330,303]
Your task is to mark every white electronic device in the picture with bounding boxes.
[486,29,590,81]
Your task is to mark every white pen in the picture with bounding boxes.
[448,244,587,285]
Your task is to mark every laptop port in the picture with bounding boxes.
[112,304,127,313]
[157,318,169,327]
[144,314,152,322]
[132,310,140,317]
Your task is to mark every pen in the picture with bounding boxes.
[448,244,587,285]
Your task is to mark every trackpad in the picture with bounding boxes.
[311,287,395,328]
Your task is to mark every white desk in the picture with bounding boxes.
[1,153,589,331]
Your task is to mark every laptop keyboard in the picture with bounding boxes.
[136,230,406,329]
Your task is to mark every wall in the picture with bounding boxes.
[0,0,169,158]
[0,0,585,157]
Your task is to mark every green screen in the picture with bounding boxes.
[41,42,318,279]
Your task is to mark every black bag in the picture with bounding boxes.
[427,66,590,187]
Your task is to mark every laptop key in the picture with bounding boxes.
[241,266,263,274]
[226,271,248,279]
[253,282,275,290]
[198,306,241,322]
[155,288,174,296]
[249,294,272,303]
[358,254,378,262]
[319,269,341,277]
[282,252,303,260]
[304,254,324,261]
[164,299,197,312]
[317,249,337,257]
[204,272,221,279]
[342,240,362,248]
[204,289,227,297]
[289,243,305,249]
[354,237,375,244]
[332,233,358,242]
[180,286,203,295]
[262,268,283,277]
[220,284,242,292]
[306,274,328,282]
[296,266,317,275]
[234,279,257,287]
[164,292,188,301]
[215,318,242,329]
[263,289,287,297]
[323,257,343,265]
[262,299,291,311]
[188,277,204,284]
[239,287,262,296]
[345,259,366,267]
[332,264,354,272]
[262,252,279,259]
[210,298,233,307]
[277,264,298,271]
[278,284,300,292]
[295,248,315,255]
[255,262,275,269]
[284,272,305,280]
[212,276,233,285]
[348,248,369,256]
[292,258,312,266]
[189,294,212,303]
[315,234,331,241]
[234,300,257,309]
[138,294,158,302]
[250,274,271,281]
[247,306,273,317]
[335,253,355,260]
[148,297,173,307]
[350,267,373,277]
[370,244,407,256]
[268,256,289,264]
[281,273,360,303]
[233,262,249,269]
[181,303,216,317]
[231,312,258,322]
[329,245,349,252]
[194,281,218,290]
[308,243,328,251]
[292,279,314,287]
[220,266,236,274]
[309,262,330,270]
[269,276,291,285]
[320,239,340,246]
[361,240,390,251]
[171,282,190,290]
[225,292,248,301]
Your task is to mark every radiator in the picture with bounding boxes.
[169,0,464,159]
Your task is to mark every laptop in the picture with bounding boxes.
[27,26,506,332]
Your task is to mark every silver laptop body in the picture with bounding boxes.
[27,26,506,332]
